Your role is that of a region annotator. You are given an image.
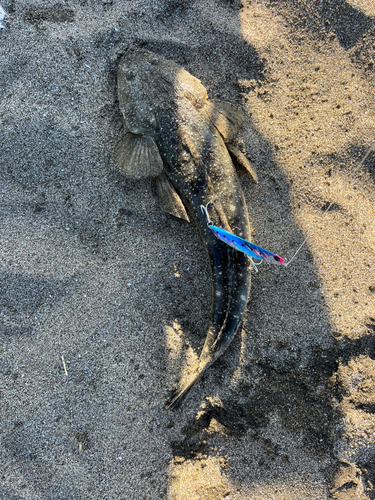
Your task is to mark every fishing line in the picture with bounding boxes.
[283,201,333,267]
[285,142,374,266]
[200,144,373,268]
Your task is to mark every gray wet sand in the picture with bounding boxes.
[1,1,375,499]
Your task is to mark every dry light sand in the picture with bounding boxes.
[0,0,375,499]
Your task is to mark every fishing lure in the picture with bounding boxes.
[0,5,6,29]
[200,204,285,270]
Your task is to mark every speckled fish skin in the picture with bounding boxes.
[117,47,253,407]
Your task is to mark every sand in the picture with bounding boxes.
[0,0,374,499]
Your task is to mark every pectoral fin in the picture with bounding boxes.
[205,101,257,183]
[210,100,244,142]
[227,144,258,184]
[114,132,164,179]
[153,172,190,222]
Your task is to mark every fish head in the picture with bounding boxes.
[118,47,208,134]
[118,48,159,135]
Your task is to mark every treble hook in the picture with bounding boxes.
[200,202,214,226]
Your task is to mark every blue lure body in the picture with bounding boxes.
[201,205,285,268]
[209,224,285,265]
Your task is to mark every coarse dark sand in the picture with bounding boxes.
[0,1,375,499]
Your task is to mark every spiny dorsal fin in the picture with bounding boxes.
[114,132,164,179]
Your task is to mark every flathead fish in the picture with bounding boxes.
[115,47,258,408]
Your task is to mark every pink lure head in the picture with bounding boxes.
[264,254,285,265]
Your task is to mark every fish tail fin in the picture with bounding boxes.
[165,364,208,409]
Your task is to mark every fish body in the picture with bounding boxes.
[116,47,257,407]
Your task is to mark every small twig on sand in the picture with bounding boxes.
[358,143,374,167]
[61,355,68,377]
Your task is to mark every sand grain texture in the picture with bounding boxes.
[0,1,375,499]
